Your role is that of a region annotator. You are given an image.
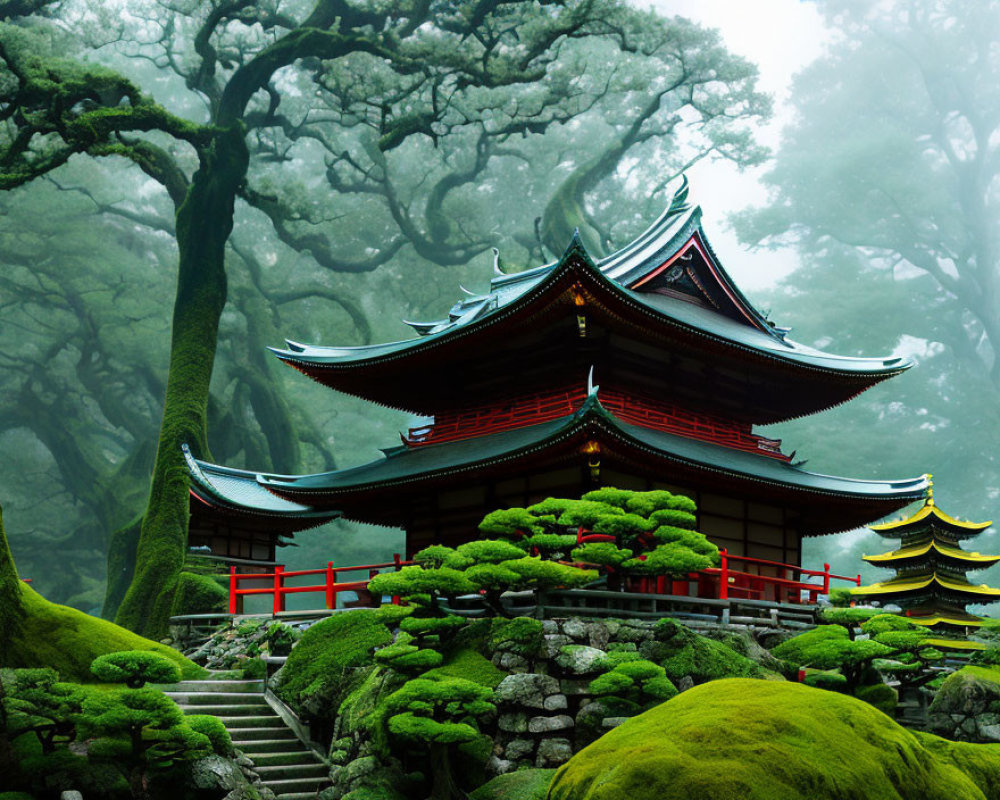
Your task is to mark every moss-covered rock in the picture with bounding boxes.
[0,505,24,660]
[5,583,201,682]
[549,679,1000,800]
[469,768,555,800]
[641,619,764,683]
[929,665,1000,743]
[278,608,396,719]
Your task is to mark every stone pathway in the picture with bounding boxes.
[161,678,329,800]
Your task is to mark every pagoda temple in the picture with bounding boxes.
[853,483,999,631]
[186,181,928,569]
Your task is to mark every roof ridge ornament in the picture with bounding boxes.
[926,473,934,507]
[666,174,691,217]
[493,247,505,275]
[587,365,599,397]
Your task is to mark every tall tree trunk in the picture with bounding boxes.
[0,504,24,662]
[115,128,248,637]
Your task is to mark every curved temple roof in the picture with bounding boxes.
[185,391,927,536]
[184,444,339,532]
[270,183,910,389]
[853,572,1000,599]
[864,539,1000,569]
[870,500,992,536]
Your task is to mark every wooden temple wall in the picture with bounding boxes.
[403,464,802,568]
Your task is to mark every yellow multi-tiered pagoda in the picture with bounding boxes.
[854,480,999,635]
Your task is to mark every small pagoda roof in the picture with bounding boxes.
[853,572,1000,600]
[870,496,992,537]
[223,391,927,535]
[270,183,909,420]
[864,540,1000,570]
[905,609,986,628]
[184,445,338,533]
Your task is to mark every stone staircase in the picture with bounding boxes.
[161,678,329,800]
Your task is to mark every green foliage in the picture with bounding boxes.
[368,566,476,608]
[499,556,597,590]
[489,617,544,658]
[803,671,848,692]
[168,572,227,617]
[548,679,1000,800]
[556,501,625,529]
[625,491,695,517]
[580,488,634,509]
[385,676,495,744]
[90,651,181,689]
[523,534,578,556]
[589,658,676,708]
[827,588,853,608]
[819,607,881,627]
[622,545,713,577]
[590,513,651,543]
[414,546,464,569]
[571,542,633,568]
[5,583,200,683]
[469,768,556,800]
[185,714,232,756]
[478,508,544,539]
[278,609,394,718]
[860,614,924,636]
[374,643,444,675]
[647,508,697,530]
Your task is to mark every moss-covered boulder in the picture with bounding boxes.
[4,583,201,682]
[929,666,1000,743]
[640,619,764,683]
[548,679,1000,800]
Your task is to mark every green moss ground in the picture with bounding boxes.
[548,678,1000,800]
[5,583,202,682]
[470,768,555,800]
[422,647,507,688]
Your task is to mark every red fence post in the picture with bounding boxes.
[394,552,402,571]
[325,562,335,609]
[719,548,729,600]
[822,563,831,595]
[273,565,285,615]
[229,566,238,615]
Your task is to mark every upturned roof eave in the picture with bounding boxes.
[269,220,910,384]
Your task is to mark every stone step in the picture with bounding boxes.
[251,751,324,767]
[177,704,272,717]
[255,763,328,780]
[264,777,328,796]
[236,738,307,754]
[165,691,270,706]
[218,715,286,728]
[156,680,265,693]
[274,793,324,800]
[230,727,299,742]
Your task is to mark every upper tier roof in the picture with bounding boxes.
[863,539,1000,571]
[270,183,910,422]
[870,497,992,538]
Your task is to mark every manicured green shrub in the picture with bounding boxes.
[469,768,556,800]
[570,542,633,568]
[648,619,764,683]
[90,651,182,688]
[185,714,233,756]
[589,659,676,710]
[855,682,898,715]
[168,572,227,616]
[489,617,544,658]
[827,587,853,607]
[374,642,444,674]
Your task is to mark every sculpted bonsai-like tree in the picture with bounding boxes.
[480,488,717,590]
[90,651,182,689]
[385,675,495,800]
[773,613,943,693]
[368,538,597,617]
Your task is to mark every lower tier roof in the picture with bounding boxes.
[187,392,927,537]
[864,539,1000,571]
[853,572,1000,600]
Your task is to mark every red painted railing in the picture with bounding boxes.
[699,549,860,604]
[228,555,413,615]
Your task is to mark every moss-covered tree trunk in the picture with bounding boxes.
[0,504,24,660]
[429,741,463,800]
[115,128,249,638]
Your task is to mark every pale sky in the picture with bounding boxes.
[644,0,831,290]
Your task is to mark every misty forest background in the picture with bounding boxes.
[3,0,999,619]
